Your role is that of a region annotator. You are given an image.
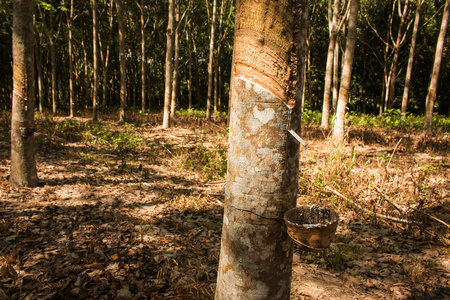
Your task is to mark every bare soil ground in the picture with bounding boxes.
[1,112,449,299]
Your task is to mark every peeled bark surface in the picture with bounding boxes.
[215,0,300,298]
[11,0,38,187]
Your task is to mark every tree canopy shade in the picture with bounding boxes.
[11,0,38,187]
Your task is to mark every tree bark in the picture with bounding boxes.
[140,0,146,112]
[206,0,217,121]
[297,0,309,112]
[50,12,57,115]
[170,0,180,119]
[35,34,44,113]
[321,0,340,129]
[116,0,126,124]
[101,0,114,109]
[188,22,193,110]
[162,0,175,128]
[424,0,449,132]
[11,0,38,187]
[333,0,359,143]
[92,0,99,121]
[332,34,339,111]
[67,0,74,117]
[215,0,299,299]
[385,0,410,111]
[401,0,423,116]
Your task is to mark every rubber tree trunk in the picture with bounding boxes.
[170,0,180,119]
[215,0,300,298]
[92,0,99,121]
[297,0,309,112]
[321,0,340,129]
[67,0,74,117]
[333,0,359,144]
[206,0,217,121]
[162,0,175,128]
[11,0,38,187]
[424,0,449,132]
[401,0,423,117]
[116,0,126,124]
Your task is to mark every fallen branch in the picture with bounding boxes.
[422,212,450,229]
[324,186,412,224]
[386,138,402,171]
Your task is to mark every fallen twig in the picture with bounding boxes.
[386,138,402,171]
[422,212,450,229]
[324,186,412,224]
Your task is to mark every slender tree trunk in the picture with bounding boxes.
[101,0,114,109]
[68,0,74,117]
[50,16,57,115]
[215,0,299,298]
[136,0,146,112]
[35,35,44,113]
[116,0,126,124]
[424,0,449,132]
[206,0,217,121]
[92,0,99,121]
[297,0,309,112]
[402,0,423,116]
[333,0,359,143]
[11,0,38,187]
[162,0,175,128]
[332,34,339,111]
[188,23,193,110]
[170,0,180,119]
[321,0,340,129]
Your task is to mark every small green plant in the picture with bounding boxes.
[325,242,362,269]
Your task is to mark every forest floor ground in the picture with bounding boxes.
[0,111,449,299]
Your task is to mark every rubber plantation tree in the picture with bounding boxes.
[11,0,38,187]
[424,0,449,132]
[215,0,301,298]
[116,0,127,124]
[333,0,359,144]
[162,0,175,129]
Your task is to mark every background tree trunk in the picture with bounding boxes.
[424,0,449,132]
[92,0,99,121]
[206,0,217,121]
[333,0,359,143]
[297,0,309,112]
[116,0,126,124]
[67,0,74,117]
[321,0,340,129]
[170,0,180,119]
[11,0,38,187]
[139,0,146,113]
[162,0,175,128]
[401,0,423,116]
[215,0,299,298]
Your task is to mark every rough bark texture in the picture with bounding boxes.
[296,0,309,111]
[162,0,175,128]
[333,0,359,143]
[11,0,38,187]
[68,0,74,117]
[215,0,300,299]
[116,0,126,124]
[424,0,449,132]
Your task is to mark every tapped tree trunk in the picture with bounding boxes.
[162,0,175,128]
[92,0,99,121]
[206,0,217,121]
[333,0,359,144]
[424,0,449,132]
[116,0,126,124]
[215,0,300,299]
[402,0,423,116]
[11,0,38,187]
